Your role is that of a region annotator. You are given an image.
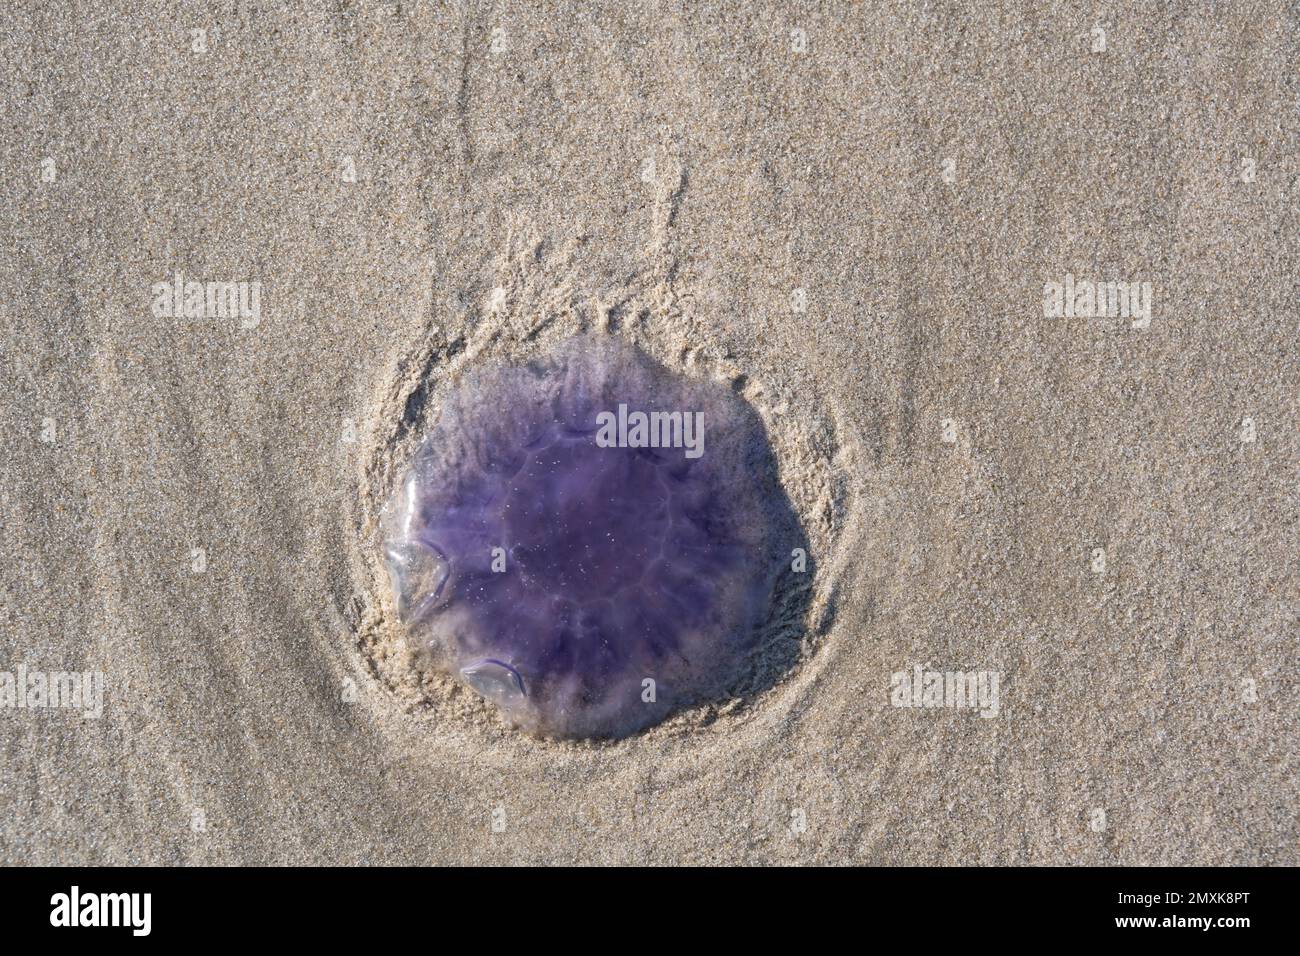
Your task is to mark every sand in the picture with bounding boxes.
[0,1,1295,865]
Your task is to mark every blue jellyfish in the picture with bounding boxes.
[382,336,782,738]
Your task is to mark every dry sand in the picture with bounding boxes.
[1,1,1296,864]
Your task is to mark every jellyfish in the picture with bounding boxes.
[382,335,783,738]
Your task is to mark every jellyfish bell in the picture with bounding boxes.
[382,335,783,739]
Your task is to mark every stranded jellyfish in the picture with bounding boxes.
[382,335,784,738]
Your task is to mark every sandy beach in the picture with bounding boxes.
[0,1,1295,864]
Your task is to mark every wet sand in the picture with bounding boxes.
[0,1,1295,864]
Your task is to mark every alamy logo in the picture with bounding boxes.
[50,886,151,936]
[1043,273,1152,328]
[890,665,1001,718]
[151,271,261,329]
[595,404,704,459]
[0,665,103,719]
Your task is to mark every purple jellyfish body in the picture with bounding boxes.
[382,335,781,738]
